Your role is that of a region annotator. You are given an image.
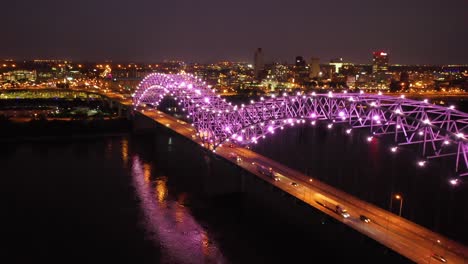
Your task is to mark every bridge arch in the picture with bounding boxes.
[134,73,468,177]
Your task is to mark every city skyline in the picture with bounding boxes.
[0,0,467,65]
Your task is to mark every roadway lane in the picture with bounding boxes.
[137,106,468,264]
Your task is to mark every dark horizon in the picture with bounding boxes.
[1,0,467,65]
[3,57,468,67]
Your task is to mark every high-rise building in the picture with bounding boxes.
[294,56,308,85]
[372,51,389,73]
[254,48,264,80]
[309,57,320,79]
[295,56,306,67]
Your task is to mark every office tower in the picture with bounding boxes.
[372,51,389,73]
[295,56,306,67]
[254,48,264,80]
[294,56,308,85]
[309,57,320,78]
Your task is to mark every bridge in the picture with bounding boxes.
[134,73,468,178]
[131,73,468,263]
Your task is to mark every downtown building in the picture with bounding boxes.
[372,51,391,90]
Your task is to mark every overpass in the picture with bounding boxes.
[131,73,468,263]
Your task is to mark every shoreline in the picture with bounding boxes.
[0,132,131,143]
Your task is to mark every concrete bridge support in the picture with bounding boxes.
[132,112,159,134]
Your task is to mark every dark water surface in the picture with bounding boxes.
[1,131,414,264]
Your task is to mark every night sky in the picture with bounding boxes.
[1,0,467,65]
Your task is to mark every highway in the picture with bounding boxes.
[136,105,468,264]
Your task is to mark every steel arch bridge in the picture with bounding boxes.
[133,73,468,177]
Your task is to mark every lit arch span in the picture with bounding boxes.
[133,73,468,177]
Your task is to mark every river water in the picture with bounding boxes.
[2,132,413,264]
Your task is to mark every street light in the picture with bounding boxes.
[395,194,403,217]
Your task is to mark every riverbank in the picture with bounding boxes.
[0,118,132,141]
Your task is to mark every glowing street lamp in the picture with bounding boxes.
[395,194,403,217]
[449,178,459,186]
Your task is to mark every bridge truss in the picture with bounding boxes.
[133,73,468,177]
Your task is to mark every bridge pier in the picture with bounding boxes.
[132,112,159,134]
[117,104,122,117]
[200,150,246,196]
[143,120,246,196]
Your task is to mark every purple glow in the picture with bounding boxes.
[133,73,468,176]
[450,179,459,186]
[131,156,226,263]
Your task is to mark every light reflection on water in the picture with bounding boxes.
[131,155,227,264]
[121,138,129,166]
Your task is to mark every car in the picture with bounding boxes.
[360,215,371,223]
[431,253,447,263]
[273,176,280,181]
[290,182,299,187]
[228,153,242,163]
[336,206,350,218]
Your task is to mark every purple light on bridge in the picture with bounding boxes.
[133,73,468,177]
[450,178,459,186]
